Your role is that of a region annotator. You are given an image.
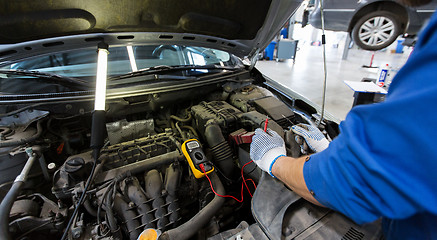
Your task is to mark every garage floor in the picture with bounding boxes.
[255,28,413,121]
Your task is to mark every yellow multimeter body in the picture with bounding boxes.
[182,139,214,178]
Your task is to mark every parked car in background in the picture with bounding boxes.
[309,0,437,50]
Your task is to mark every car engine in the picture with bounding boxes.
[0,79,354,240]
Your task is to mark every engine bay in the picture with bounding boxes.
[0,75,380,240]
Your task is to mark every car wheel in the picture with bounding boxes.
[352,11,401,51]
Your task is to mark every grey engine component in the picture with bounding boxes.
[192,101,242,178]
[229,85,297,128]
[106,119,155,145]
[229,85,273,113]
[0,124,44,185]
[191,101,242,134]
[191,98,288,180]
[56,132,184,240]
[0,84,344,240]
[51,125,228,240]
[8,194,67,237]
[52,131,179,199]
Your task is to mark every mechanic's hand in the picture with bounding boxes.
[291,123,329,153]
[250,128,286,177]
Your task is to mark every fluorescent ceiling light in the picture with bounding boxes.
[126,46,138,72]
[94,48,109,111]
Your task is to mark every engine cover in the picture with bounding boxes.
[191,101,242,134]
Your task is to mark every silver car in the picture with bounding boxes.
[309,0,437,50]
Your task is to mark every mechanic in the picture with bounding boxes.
[250,0,437,239]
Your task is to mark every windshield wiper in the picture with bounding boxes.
[0,69,90,89]
[107,74,198,87]
[109,64,240,80]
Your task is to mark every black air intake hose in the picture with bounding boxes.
[204,124,234,178]
[113,194,142,240]
[0,148,38,240]
[159,172,225,240]
[0,182,24,240]
[124,177,155,229]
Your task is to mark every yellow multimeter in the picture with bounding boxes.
[182,139,214,178]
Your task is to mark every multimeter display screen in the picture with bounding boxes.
[186,141,200,150]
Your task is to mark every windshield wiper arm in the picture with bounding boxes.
[109,64,240,80]
[0,69,90,89]
[107,74,198,87]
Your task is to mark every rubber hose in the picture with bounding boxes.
[0,120,43,148]
[204,124,234,178]
[84,198,106,218]
[159,172,225,240]
[170,113,192,123]
[113,194,142,240]
[0,150,38,240]
[83,199,98,217]
[0,181,24,240]
[181,125,199,138]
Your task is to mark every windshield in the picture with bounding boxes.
[0,45,241,94]
[8,45,236,77]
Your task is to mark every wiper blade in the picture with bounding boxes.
[107,74,198,87]
[109,64,240,80]
[0,69,90,88]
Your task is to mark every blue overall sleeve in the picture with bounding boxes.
[303,12,437,225]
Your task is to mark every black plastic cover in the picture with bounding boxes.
[253,96,295,128]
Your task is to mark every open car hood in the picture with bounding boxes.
[0,0,302,64]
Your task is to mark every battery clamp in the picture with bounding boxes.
[182,139,214,178]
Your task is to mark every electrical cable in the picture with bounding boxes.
[318,0,328,127]
[51,111,93,120]
[200,160,256,202]
[97,181,115,232]
[201,164,244,203]
[211,162,240,183]
[241,161,256,197]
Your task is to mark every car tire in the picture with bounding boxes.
[352,11,401,51]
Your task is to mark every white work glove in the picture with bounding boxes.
[250,128,286,177]
[291,123,329,153]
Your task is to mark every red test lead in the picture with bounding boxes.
[199,161,256,203]
[264,118,268,132]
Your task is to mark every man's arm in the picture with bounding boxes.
[249,126,326,206]
[272,155,322,206]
